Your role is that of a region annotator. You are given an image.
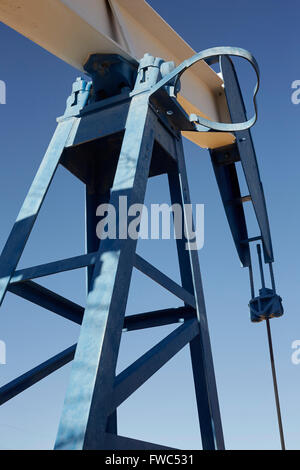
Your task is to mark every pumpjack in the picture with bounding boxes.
[0,47,284,449]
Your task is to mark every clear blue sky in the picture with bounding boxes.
[0,0,299,450]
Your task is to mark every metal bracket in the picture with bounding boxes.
[150,46,260,133]
[62,77,91,119]
[84,53,138,101]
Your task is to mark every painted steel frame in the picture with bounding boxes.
[0,50,276,451]
[0,56,225,450]
[0,48,282,449]
[0,45,273,456]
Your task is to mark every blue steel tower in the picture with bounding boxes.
[0,48,283,449]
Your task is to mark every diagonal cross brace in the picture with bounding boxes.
[8,280,84,325]
[111,319,199,413]
[10,253,195,308]
[0,319,197,409]
[0,344,76,405]
[0,55,225,451]
[0,117,80,307]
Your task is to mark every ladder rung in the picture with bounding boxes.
[226,195,251,206]
[241,236,262,245]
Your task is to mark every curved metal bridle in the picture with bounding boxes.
[150,46,260,132]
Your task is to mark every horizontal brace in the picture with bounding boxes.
[0,316,198,406]
[9,255,195,326]
[0,344,76,405]
[10,252,97,283]
[11,254,194,311]
[123,306,195,331]
[134,254,196,308]
[102,433,175,450]
[69,100,129,147]
[8,281,84,325]
[9,279,195,331]
[241,235,262,245]
[241,195,252,203]
[110,319,199,413]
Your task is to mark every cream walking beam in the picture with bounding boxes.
[0,0,235,149]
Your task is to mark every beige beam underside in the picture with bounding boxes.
[0,0,235,148]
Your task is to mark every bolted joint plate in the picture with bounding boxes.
[61,77,91,119]
[132,53,180,95]
[60,53,184,122]
[59,54,138,120]
[84,53,138,101]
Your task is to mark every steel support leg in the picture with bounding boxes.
[168,139,225,450]
[0,118,78,305]
[85,185,116,433]
[85,187,111,289]
[55,92,156,450]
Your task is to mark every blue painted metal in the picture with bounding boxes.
[0,119,75,305]
[85,189,110,290]
[55,72,157,451]
[1,48,277,451]
[8,264,197,333]
[124,306,194,331]
[0,345,76,405]
[10,252,97,283]
[168,141,225,450]
[210,145,251,268]
[0,312,196,409]
[84,54,137,101]
[208,56,283,324]
[111,320,199,414]
[220,55,274,264]
[134,254,196,308]
[52,53,224,450]
[62,77,91,118]
[0,78,91,307]
[84,154,118,436]
[8,281,84,325]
